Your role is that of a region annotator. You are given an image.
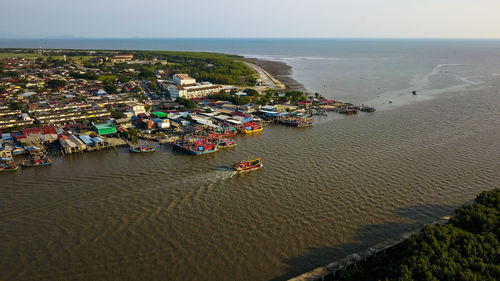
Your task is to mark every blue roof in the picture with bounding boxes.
[79,135,94,146]
[1,133,12,140]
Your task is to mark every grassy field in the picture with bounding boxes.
[0,52,42,59]
[0,52,92,61]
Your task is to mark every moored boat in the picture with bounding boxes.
[21,157,52,167]
[240,122,263,134]
[233,157,263,172]
[216,138,237,149]
[0,151,18,172]
[12,145,26,155]
[217,127,238,137]
[129,144,155,153]
[360,106,376,112]
[338,108,359,115]
[280,117,313,128]
[172,138,219,155]
[21,149,52,167]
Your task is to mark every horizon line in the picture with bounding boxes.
[1,36,500,40]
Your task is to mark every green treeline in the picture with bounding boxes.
[136,51,256,86]
[87,50,256,86]
[337,188,500,281]
[0,49,257,86]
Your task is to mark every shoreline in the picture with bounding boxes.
[245,57,306,91]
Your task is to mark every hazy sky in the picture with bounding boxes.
[1,0,500,38]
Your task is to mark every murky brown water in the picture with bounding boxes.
[1,85,499,280]
[2,39,500,281]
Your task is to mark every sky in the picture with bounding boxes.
[1,0,500,38]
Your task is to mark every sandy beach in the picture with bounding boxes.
[246,58,306,91]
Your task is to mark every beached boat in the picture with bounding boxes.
[216,138,236,149]
[240,122,263,134]
[234,157,263,172]
[129,144,155,153]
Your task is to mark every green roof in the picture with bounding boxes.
[152,112,168,118]
[92,123,117,135]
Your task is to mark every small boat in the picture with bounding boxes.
[338,108,359,115]
[216,138,237,149]
[129,144,155,153]
[234,157,263,172]
[360,106,376,112]
[0,161,18,172]
[12,145,26,155]
[0,151,18,172]
[21,149,52,167]
[21,157,52,167]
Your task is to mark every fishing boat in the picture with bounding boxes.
[129,144,155,153]
[360,106,376,112]
[21,157,51,167]
[12,145,26,155]
[234,157,263,172]
[217,127,238,137]
[216,138,236,149]
[281,117,313,128]
[0,151,18,172]
[338,108,359,115]
[172,138,218,155]
[21,149,52,167]
[240,122,263,134]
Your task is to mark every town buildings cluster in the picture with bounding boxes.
[0,50,366,166]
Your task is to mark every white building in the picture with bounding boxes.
[173,74,196,85]
[169,83,224,99]
[127,103,146,115]
[156,119,170,129]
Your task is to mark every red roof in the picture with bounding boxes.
[22,126,56,136]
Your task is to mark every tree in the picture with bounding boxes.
[9,102,25,111]
[111,110,125,119]
[243,88,259,96]
[127,128,139,144]
[175,97,197,109]
[104,83,117,94]
[47,79,66,89]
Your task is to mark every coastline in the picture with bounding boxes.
[245,57,306,91]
